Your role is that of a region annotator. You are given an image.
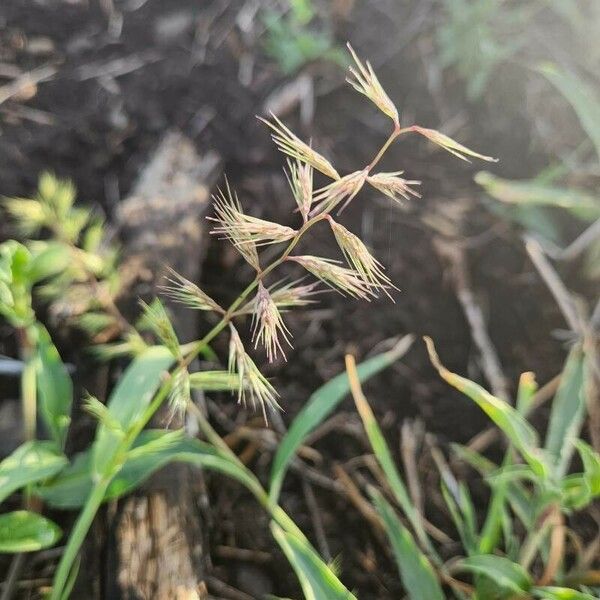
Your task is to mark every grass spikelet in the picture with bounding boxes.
[310,169,368,216]
[411,126,498,163]
[286,159,314,222]
[327,217,395,298]
[367,171,422,204]
[160,268,224,314]
[287,255,374,300]
[347,43,399,126]
[252,281,292,362]
[259,114,340,180]
[228,325,281,420]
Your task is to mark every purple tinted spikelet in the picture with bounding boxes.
[310,169,368,216]
[346,43,399,127]
[327,217,396,299]
[252,281,292,362]
[287,255,374,300]
[259,114,340,180]
[228,324,281,420]
[367,171,422,204]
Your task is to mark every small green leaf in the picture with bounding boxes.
[92,346,175,475]
[575,440,600,497]
[271,523,357,600]
[34,324,73,450]
[269,336,413,503]
[27,241,71,283]
[371,489,444,600]
[0,511,62,553]
[457,555,532,595]
[0,441,67,503]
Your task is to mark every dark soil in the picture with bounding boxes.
[0,1,584,598]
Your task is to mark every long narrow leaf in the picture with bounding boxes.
[457,555,532,595]
[532,586,597,600]
[538,63,600,165]
[545,347,586,478]
[271,523,357,600]
[370,489,444,600]
[345,353,431,553]
[269,336,414,502]
[425,337,549,477]
[40,431,262,509]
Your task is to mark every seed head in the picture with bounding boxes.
[311,169,368,216]
[252,281,292,362]
[237,278,320,315]
[259,114,340,180]
[346,43,399,127]
[168,368,191,421]
[210,182,298,268]
[228,324,281,420]
[160,268,224,314]
[269,279,321,310]
[367,171,422,204]
[286,159,313,222]
[411,126,498,163]
[209,181,260,270]
[287,255,374,300]
[327,217,395,299]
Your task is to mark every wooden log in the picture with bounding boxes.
[100,131,221,600]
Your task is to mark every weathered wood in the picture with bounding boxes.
[103,131,221,600]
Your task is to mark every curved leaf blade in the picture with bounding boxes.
[271,523,357,600]
[0,510,62,553]
[269,336,414,503]
[0,441,67,504]
[370,489,444,600]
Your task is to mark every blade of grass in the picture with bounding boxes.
[269,335,414,503]
[425,337,549,478]
[344,352,435,559]
[270,523,357,600]
[545,346,586,479]
[370,488,444,600]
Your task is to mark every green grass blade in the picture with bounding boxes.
[0,441,67,504]
[92,345,174,475]
[34,324,73,450]
[40,431,263,509]
[371,488,444,600]
[457,555,532,595]
[532,587,598,600]
[538,63,600,165]
[425,337,549,478]
[475,171,600,221]
[575,440,600,496]
[345,352,432,554]
[545,347,586,478]
[270,523,357,600]
[269,336,414,503]
[0,511,62,553]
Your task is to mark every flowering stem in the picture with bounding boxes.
[367,124,412,172]
[180,213,327,368]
